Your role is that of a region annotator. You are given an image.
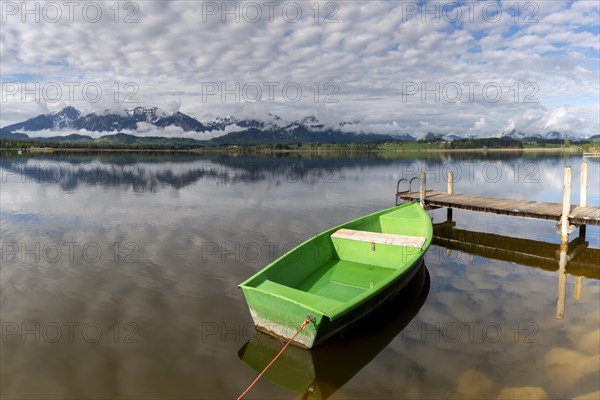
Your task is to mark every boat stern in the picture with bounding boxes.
[249,308,320,348]
[240,285,329,348]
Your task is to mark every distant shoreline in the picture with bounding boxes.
[0,146,585,154]
[0,147,191,153]
[260,147,583,153]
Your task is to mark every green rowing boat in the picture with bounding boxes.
[238,265,430,399]
[238,202,432,348]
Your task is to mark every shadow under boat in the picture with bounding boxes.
[238,264,430,399]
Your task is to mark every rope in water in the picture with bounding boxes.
[237,316,313,400]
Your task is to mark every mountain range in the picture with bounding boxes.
[2,107,396,145]
[0,107,591,146]
[4,106,210,133]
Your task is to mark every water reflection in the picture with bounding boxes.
[0,151,581,194]
[1,152,598,399]
[432,220,600,319]
[0,152,398,192]
[238,264,430,399]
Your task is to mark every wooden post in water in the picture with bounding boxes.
[572,165,587,298]
[580,162,588,207]
[560,167,572,242]
[447,171,454,221]
[579,162,588,240]
[420,172,426,209]
[557,166,573,318]
[556,240,568,319]
[574,276,582,301]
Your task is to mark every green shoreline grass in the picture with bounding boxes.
[2,137,598,154]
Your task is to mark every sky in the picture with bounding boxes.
[1,0,599,137]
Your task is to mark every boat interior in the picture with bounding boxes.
[249,204,430,311]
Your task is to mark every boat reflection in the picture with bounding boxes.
[238,264,430,399]
[432,220,600,319]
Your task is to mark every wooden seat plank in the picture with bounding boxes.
[332,228,426,249]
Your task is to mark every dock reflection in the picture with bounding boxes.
[432,221,600,319]
[238,264,430,399]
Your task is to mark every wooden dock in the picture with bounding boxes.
[396,163,599,232]
[397,191,600,226]
[399,163,598,321]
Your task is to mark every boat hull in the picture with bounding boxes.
[247,258,424,348]
[239,203,432,348]
[239,265,430,398]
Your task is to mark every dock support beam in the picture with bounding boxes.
[420,171,426,209]
[447,171,454,221]
[572,162,588,300]
[560,167,572,242]
[574,276,582,301]
[580,162,588,207]
[556,240,568,319]
[557,166,572,319]
[579,225,587,240]
[579,162,588,240]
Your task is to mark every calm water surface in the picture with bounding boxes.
[1,152,598,399]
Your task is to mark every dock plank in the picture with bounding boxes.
[530,203,563,217]
[570,207,599,219]
[515,201,552,212]
[575,209,600,222]
[506,200,541,212]
[423,191,447,199]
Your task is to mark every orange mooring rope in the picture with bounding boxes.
[237,316,312,400]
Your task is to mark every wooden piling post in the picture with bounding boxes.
[420,172,426,209]
[447,171,454,221]
[560,167,572,241]
[579,162,588,240]
[557,166,573,317]
[574,276,582,301]
[556,240,568,319]
[579,224,587,240]
[580,162,588,207]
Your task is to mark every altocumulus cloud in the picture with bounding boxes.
[0,0,598,137]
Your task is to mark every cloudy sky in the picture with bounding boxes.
[1,0,599,136]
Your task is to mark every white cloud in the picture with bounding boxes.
[22,123,248,141]
[0,0,598,136]
[543,106,586,133]
[472,117,488,132]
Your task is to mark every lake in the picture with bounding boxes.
[1,151,598,399]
